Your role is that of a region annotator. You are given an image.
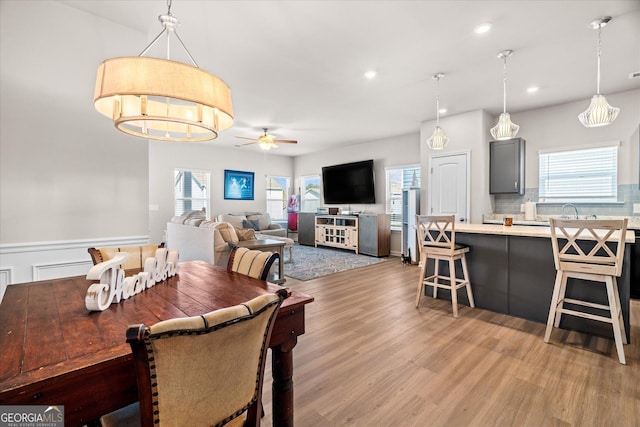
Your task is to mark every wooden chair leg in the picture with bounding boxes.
[461,254,475,308]
[610,277,628,344]
[433,257,439,299]
[416,253,427,307]
[553,273,568,328]
[605,276,626,364]
[449,258,458,318]
[544,271,564,343]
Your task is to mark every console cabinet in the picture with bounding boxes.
[315,215,359,253]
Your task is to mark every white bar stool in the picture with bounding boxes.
[415,215,475,318]
[544,218,628,364]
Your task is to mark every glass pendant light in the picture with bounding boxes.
[427,73,449,150]
[578,16,620,127]
[490,50,520,140]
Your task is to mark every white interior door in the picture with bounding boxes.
[428,152,470,222]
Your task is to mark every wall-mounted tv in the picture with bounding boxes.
[322,159,376,204]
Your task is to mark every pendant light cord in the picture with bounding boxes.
[596,24,602,95]
[502,56,507,114]
[435,77,441,126]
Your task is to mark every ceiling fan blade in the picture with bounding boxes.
[273,139,298,144]
[235,136,258,141]
[234,141,259,147]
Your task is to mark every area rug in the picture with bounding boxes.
[284,244,385,281]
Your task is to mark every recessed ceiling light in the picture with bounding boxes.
[364,70,377,79]
[439,108,448,114]
[474,23,492,34]
[527,86,539,93]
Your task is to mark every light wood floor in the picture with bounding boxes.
[261,258,640,427]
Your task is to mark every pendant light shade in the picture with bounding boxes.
[490,50,519,140]
[578,16,619,127]
[94,1,233,142]
[427,73,449,150]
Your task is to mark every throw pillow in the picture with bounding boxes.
[242,219,261,231]
[247,213,271,230]
[236,228,256,241]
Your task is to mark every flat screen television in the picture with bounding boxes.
[322,159,376,204]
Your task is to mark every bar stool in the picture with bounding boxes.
[544,218,628,364]
[415,215,475,317]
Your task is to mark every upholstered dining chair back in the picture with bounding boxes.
[227,247,279,281]
[123,291,286,427]
[88,243,164,270]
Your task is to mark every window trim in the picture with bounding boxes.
[174,168,211,218]
[385,164,420,230]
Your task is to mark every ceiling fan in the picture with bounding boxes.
[235,128,298,151]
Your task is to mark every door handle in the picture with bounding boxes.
[460,218,465,222]
[514,181,518,189]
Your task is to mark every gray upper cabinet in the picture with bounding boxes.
[490,138,525,195]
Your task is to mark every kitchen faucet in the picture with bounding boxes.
[561,203,579,219]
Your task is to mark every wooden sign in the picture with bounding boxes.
[85,248,179,311]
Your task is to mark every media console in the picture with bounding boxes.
[297,213,390,257]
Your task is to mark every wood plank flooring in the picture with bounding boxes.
[261,258,640,426]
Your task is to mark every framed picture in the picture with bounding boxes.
[224,169,255,200]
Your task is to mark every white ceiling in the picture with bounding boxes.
[61,0,640,156]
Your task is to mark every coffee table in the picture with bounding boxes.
[233,238,286,284]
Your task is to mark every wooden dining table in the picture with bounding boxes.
[0,260,314,427]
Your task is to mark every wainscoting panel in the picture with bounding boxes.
[0,235,150,286]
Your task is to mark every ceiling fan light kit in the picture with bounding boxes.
[93,0,233,142]
[490,49,520,140]
[578,16,620,127]
[427,73,449,150]
[235,128,298,151]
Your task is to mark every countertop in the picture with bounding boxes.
[457,222,635,243]
[483,214,640,230]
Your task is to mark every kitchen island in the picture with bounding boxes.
[426,223,634,341]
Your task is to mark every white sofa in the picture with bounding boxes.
[166,211,293,267]
[216,212,286,237]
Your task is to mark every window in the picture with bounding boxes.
[300,175,321,212]
[539,142,619,203]
[266,176,290,220]
[386,165,420,227]
[174,169,210,217]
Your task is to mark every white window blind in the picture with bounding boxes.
[386,165,420,226]
[538,143,618,203]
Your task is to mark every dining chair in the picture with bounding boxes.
[415,215,475,317]
[227,247,279,281]
[545,218,628,364]
[100,290,287,427]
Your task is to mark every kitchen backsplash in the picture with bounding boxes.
[493,184,640,217]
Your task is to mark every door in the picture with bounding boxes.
[429,152,469,222]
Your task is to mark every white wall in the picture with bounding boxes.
[0,1,152,285]
[149,142,294,243]
[294,132,420,214]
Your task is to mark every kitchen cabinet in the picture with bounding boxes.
[490,138,525,194]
